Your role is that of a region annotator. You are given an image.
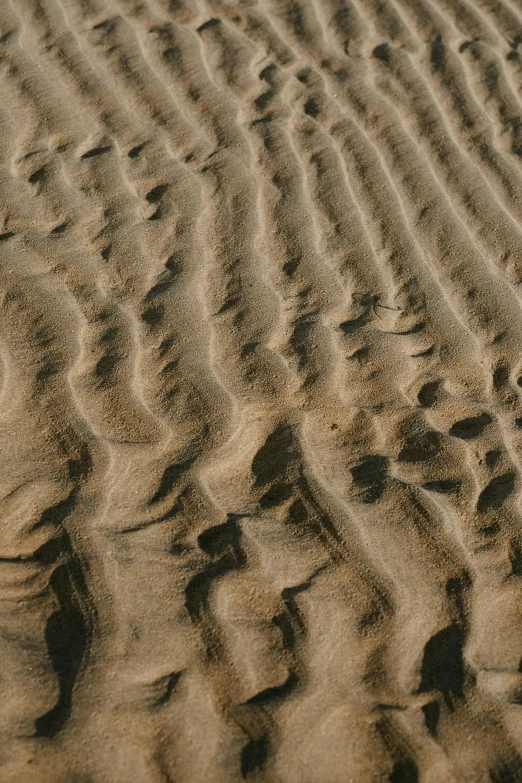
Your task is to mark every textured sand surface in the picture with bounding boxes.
[4,0,522,780]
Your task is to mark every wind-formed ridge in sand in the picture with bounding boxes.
[2,0,522,780]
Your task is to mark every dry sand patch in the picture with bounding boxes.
[2,0,522,780]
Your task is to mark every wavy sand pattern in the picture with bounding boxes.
[4,0,522,780]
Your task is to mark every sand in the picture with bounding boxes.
[2,0,522,780]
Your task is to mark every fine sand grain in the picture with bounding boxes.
[2,0,522,780]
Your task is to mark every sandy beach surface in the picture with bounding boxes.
[3,0,522,780]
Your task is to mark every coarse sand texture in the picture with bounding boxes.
[2,0,522,781]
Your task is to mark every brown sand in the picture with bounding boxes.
[3,0,522,780]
